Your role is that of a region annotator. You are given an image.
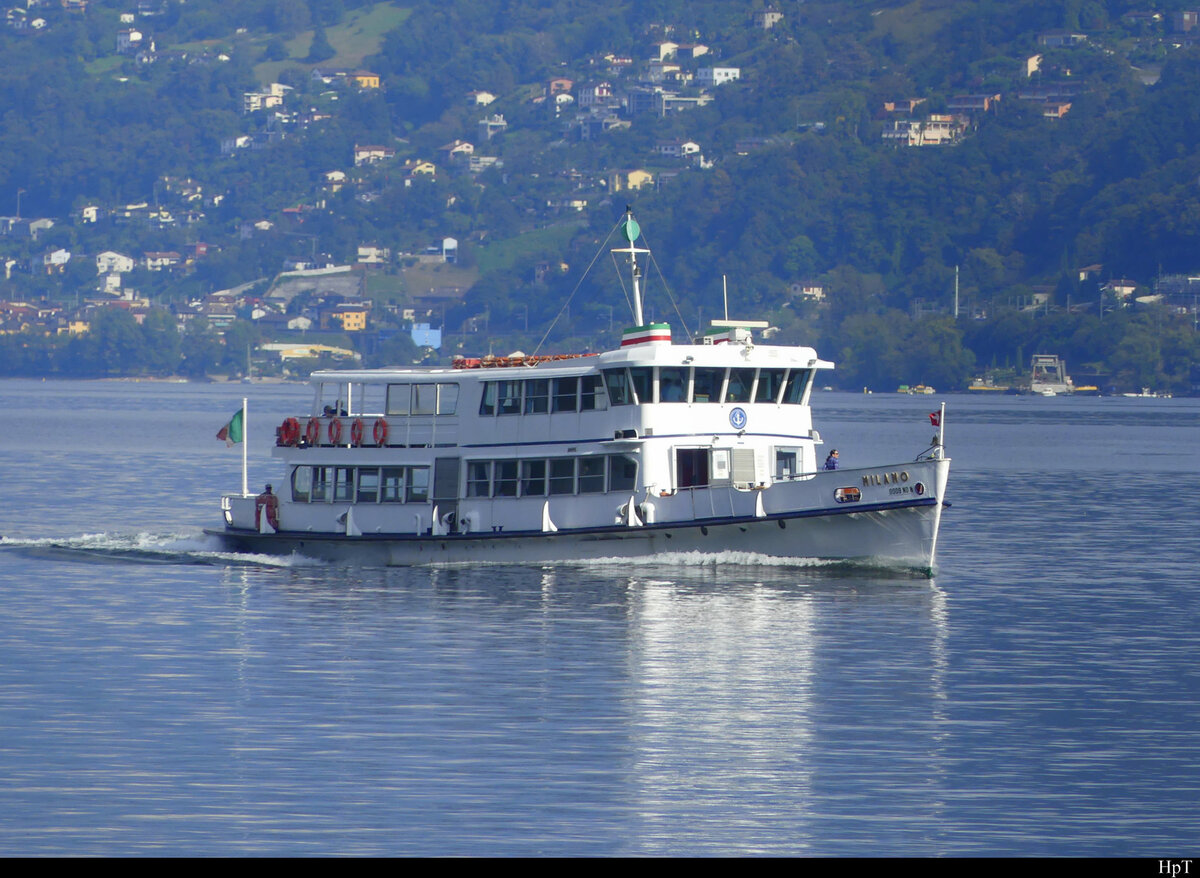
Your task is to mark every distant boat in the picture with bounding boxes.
[1029,354,1074,395]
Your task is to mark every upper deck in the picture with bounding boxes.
[290,335,834,454]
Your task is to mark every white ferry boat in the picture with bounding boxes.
[209,213,951,571]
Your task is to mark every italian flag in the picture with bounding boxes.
[216,408,244,446]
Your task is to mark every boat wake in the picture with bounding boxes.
[0,531,325,568]
[562,550,933,576]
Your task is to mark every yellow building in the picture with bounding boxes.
[333,306,368,332]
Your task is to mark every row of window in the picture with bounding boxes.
[479,375,607,416]
[604,366,812,406]
[292,465,431,505]
[467,455,638,498]
[314,367,814,423]
[386,382,460,416]
[288,455,639,504]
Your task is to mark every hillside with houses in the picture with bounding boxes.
[1,0,1199,393]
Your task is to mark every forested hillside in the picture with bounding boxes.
[1,0,1198,392]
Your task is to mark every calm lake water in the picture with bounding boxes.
[1,378,1197,855]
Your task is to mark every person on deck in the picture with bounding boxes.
[824,449,839,471]
[256,484,280,531]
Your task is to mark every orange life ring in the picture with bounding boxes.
[373,418,389,446]
[280,417,300,446]
[350,418,364,446]
[327,417,343,445]
[305,418,320,446]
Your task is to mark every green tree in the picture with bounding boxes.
[307,26,336,63]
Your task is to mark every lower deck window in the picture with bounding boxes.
[609,455,638,493]
[549,459,575,494]
[521,460,547,496]
[467,454,637,498]
[578,458,605,493]
[467,461,492,497]
[357,468,380,503]
[291,455,639,504]
[291,465,433,504]
[494,460,519,496]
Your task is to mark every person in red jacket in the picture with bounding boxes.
[255,484,280,531]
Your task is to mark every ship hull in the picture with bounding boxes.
[208,472,948,574]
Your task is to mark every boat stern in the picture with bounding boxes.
[220,492,259,531]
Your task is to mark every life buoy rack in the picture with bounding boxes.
[278,417,300,446]
[350,418,365,447]
[327,417,343,445]
[373,418,389,446]
[304,418,321,446]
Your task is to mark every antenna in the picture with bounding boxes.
[723,275,729,320]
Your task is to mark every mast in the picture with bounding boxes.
[241,396,248,497]
[612,207,650,326]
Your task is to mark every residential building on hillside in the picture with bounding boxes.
[354,145,396,166]
[697,67,740,86]
[43,249,71,274]
[756,9,784,29]
[606,169,654,192]
[96,251,135,274]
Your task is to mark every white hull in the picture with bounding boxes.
[211,459,950,573]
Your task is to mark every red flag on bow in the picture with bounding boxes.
[929,411,941,427]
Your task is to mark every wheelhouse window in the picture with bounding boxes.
[658,367,688,402]
[756,369,785,403]
[629,367,653,404]
[692,368,723,403]
[782,369,812,405]
[603,368,632,406]
[724,368,755,403]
